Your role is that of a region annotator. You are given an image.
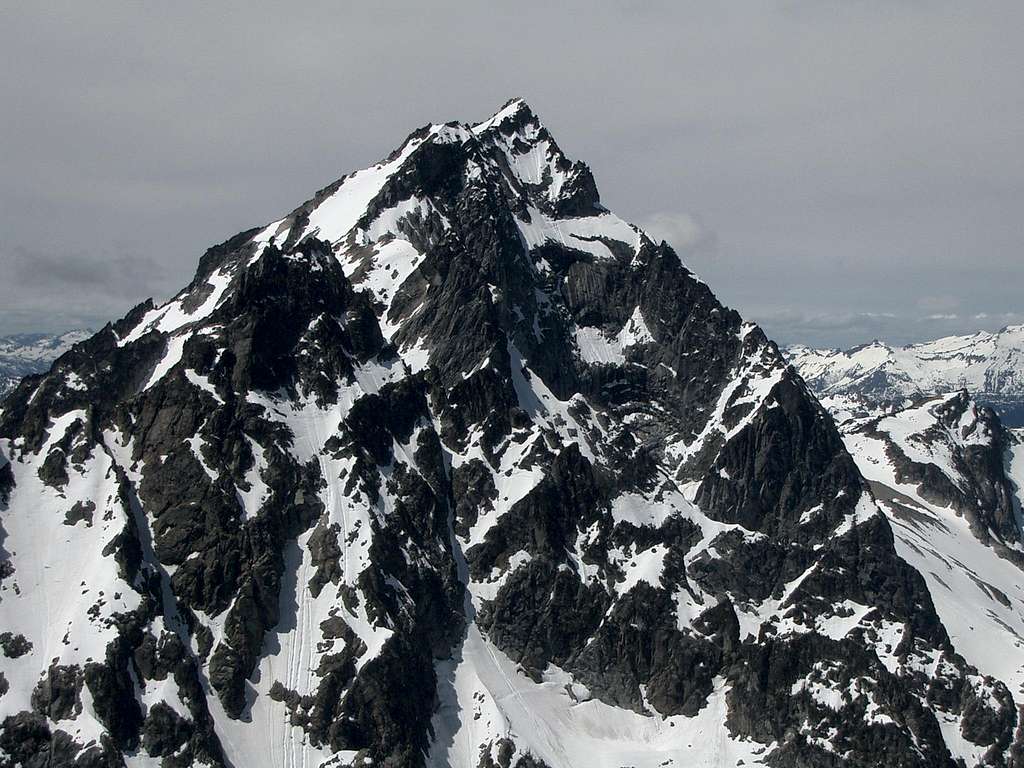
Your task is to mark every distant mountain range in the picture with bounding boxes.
[787,325,1024,426]
[0,330,90,397]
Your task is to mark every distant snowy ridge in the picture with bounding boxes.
[786,326,1024,425]
[0,330,90,398]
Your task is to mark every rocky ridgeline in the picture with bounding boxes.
[1,100,1021,767]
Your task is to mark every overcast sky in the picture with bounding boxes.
[2,2,1022,348]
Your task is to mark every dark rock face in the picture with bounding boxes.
[0,712,90,768]
[0,632,31,659]
[0,99,1019,768]
[913,392,1020,543]
[30,664,83,722]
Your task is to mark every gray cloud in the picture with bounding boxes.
[2,1,1022,347]
[756,309,1024,350]
[0,245,179,334]
[635,212,719,262]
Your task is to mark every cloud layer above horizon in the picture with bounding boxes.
[2,2,1021,349]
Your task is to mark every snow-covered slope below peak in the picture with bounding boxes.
[0,329,90,400]
[787,326,1024,426]
[820,390,1024,697]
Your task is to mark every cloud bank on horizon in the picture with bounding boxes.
[2,1,1021,349]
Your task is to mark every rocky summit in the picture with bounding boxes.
[1,99,1022,768]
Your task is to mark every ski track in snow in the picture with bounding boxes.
[428,625,776,768]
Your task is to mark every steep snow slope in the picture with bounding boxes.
[788,327,1024,426]
[1,100,1020,768]
[0,330,90,397]
[820,392,1024,700]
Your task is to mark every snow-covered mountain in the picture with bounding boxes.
[787,327,1024,426]
[821,391,1024,696]
[0,330,90,397]
[1,99,1021,767]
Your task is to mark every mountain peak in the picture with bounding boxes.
[469,97,600,217]
[2,105,1020,768]
[472,96,538,133]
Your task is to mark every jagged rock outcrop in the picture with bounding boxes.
[1,99,1020,767]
